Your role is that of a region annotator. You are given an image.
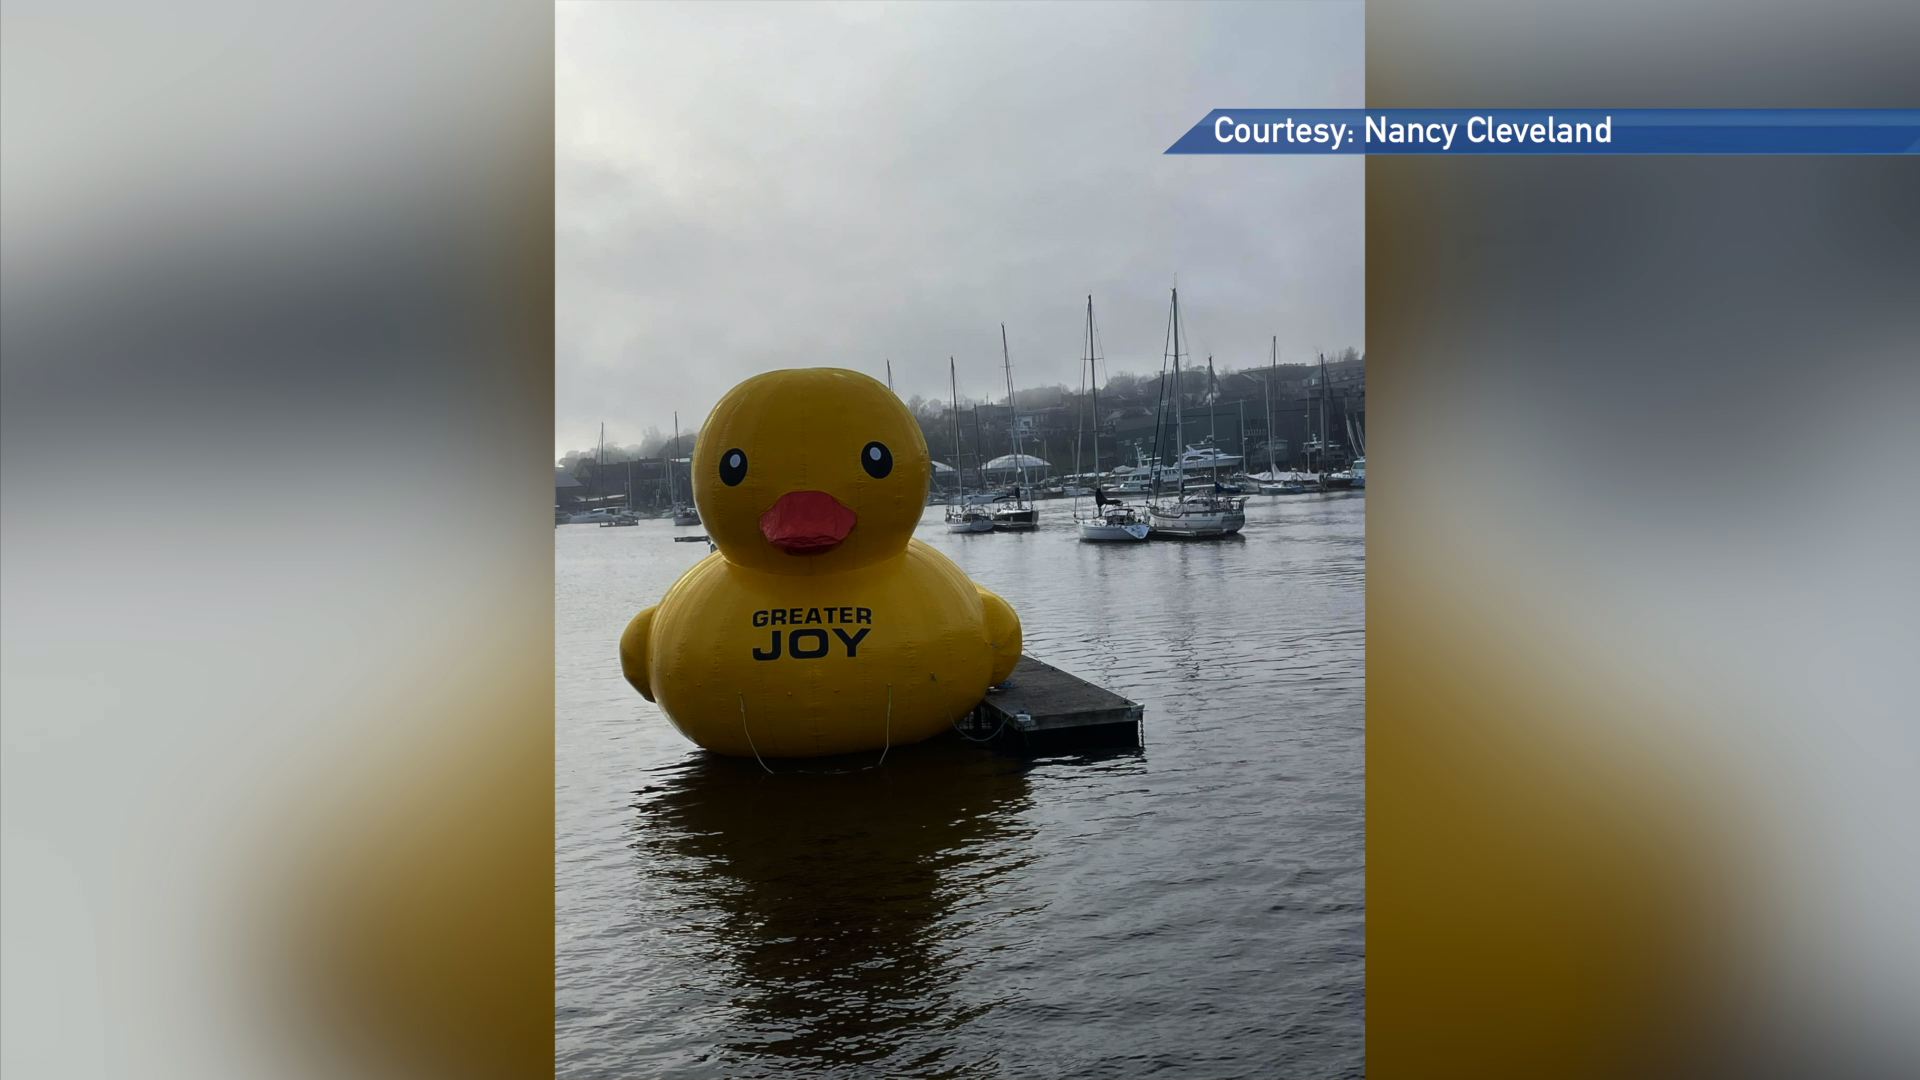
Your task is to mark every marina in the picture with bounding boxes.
[555,292,1363,537]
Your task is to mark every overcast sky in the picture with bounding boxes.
[557,1,1362,457]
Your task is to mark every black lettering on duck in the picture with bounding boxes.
[789,629,829,658]
[833,627,869,656]
[752,632,781,661]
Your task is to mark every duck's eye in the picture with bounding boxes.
[860,441,893,479]
[719,448,748,486]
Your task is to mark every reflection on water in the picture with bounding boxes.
[558,494,1364,1079]
[632,747,1041,1076]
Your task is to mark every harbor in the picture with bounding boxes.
[555,305,1364,541]
[556,488,1365,1077]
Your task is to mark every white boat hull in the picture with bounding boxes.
[1078,519,1150,542]
[946,515,995,533]
[1149,504,1246,538]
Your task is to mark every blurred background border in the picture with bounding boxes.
[1367,2,1920,1077]
[3,3,554,1077]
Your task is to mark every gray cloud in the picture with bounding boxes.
[557,0,1363,457]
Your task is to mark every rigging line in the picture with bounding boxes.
[1090,304,1110,389]
[1074,312,1088,491]
[736,688,892,775]
[738,693,774,776]
[874,684,894,769]
[1150,300,1175,497]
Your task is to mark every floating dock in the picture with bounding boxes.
[957,654,1143,752]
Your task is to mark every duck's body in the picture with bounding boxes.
[620,368,1023,759]
[624,539,1019,758]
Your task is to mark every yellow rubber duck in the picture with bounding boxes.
[621,368,1023,758]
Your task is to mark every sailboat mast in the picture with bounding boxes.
[1072,310,1086,511]
[949,357,964,503]
[1318,352,1329,473]
[669,412,679,505]
[1305,393,1315,472]
[1149,297,1173,501]
[1001,323,1028,504]
[972,405,987,492]
[1208,355,1218,483]
[1267,336,1278,474]
[1087,296,1101,478]
[1172,289,1185,485]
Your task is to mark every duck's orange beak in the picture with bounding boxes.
[760,491,857,554]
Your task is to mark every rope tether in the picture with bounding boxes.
[952,705,1011,743]
[737,684,895,775]
[738,692,774,775]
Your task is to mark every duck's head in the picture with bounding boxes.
[693,368,930,573]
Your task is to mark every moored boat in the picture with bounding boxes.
[1328,456,1364,490]
[990,324,1041,532]
[1078,499,1151,541]
[1148,493,1247,538]
[942,357,996,532]
[1176,441,1243,475]
[990,505,1038,530]
[1252,470,1314,495]
[667,411,700,525]
[1070,295,1150,542]
[1147,286,1246,538]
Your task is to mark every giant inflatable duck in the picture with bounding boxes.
[621,368,1023,758]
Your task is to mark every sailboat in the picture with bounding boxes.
[989,324,1038,531]
[582,422,636,524]
[1254,337,1309,494]
[1073,296,1150,542]
[1338,406,1366,489]
[1177,357,1245,493]
[600,457,639,526]
[943,358,994,533]
[668,411,700,526]
[1148,287,1247,538]
[1313,353,1352,490]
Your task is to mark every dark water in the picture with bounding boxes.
[556,493,1365,1078]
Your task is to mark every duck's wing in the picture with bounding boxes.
[620,606,657,702]
[975,585,1023,687]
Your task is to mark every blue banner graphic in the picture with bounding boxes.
[1165,109,1920,155]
